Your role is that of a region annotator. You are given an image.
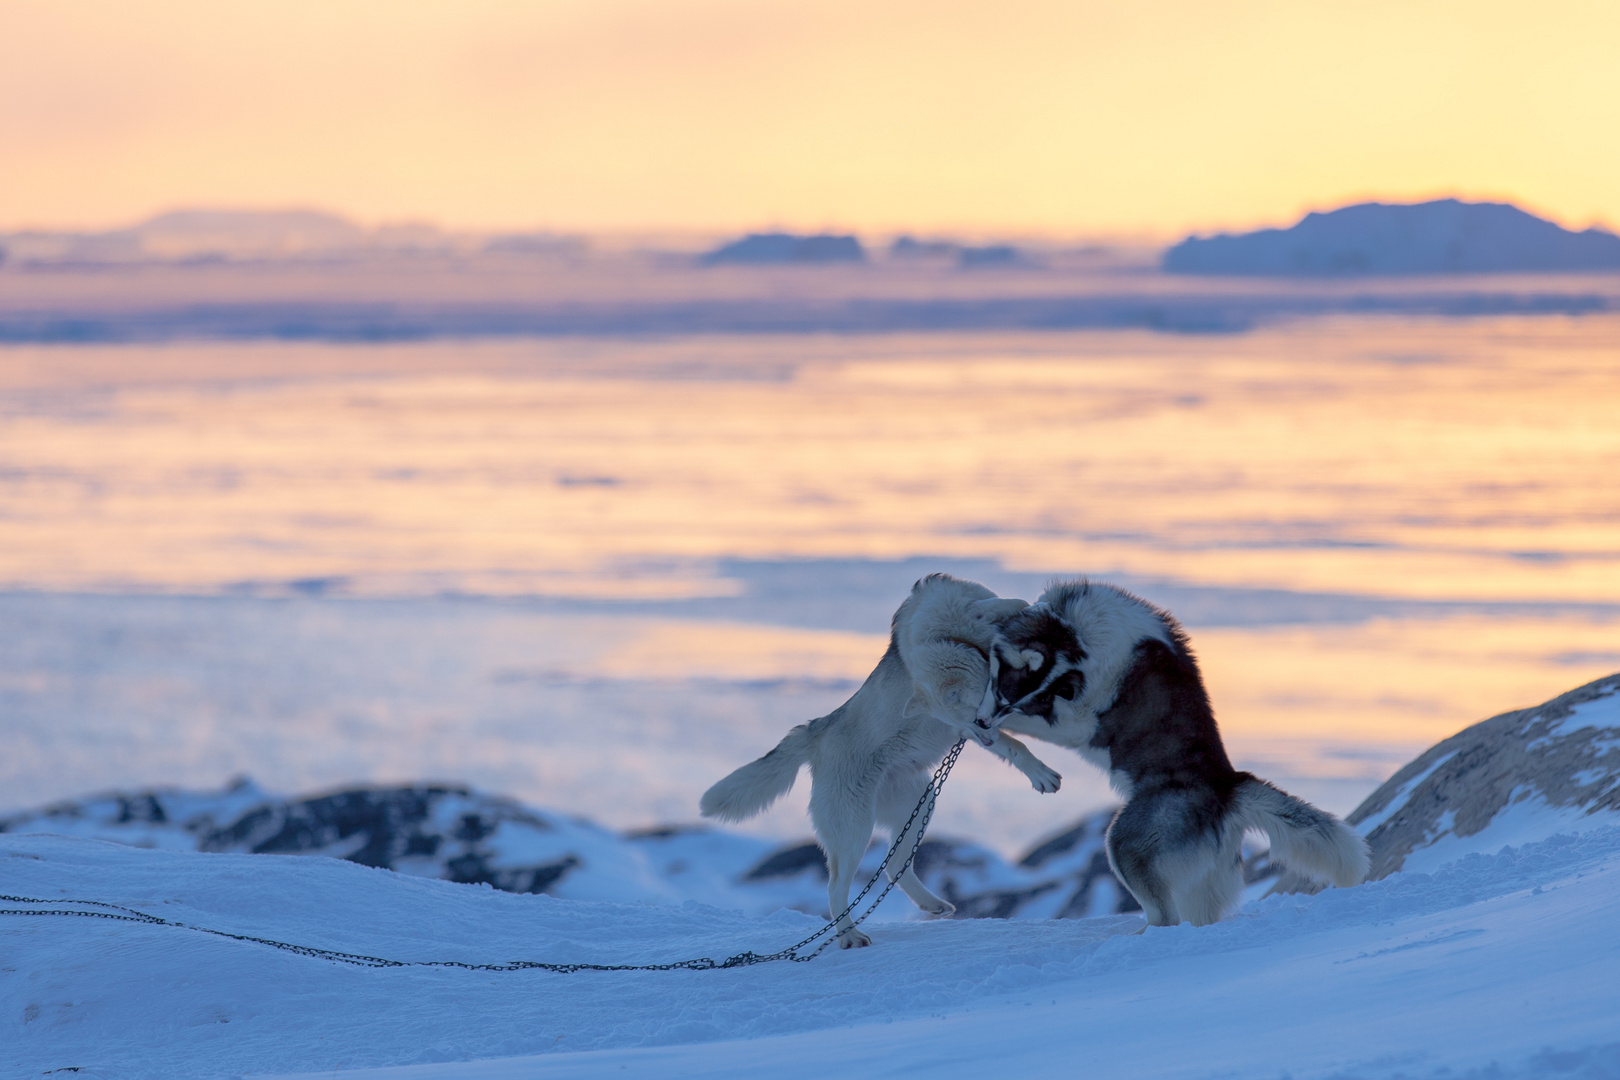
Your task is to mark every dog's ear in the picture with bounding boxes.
[992,638,1040,670]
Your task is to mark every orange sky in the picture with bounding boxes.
[2,0,1617,236]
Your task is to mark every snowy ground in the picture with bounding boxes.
[5,823,1620,1079]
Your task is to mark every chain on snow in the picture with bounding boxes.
[1,740,967,974]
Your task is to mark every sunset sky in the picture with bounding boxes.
[3,0,1617,236]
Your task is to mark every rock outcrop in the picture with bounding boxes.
[1350,672,1620,878]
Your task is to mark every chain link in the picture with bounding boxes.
[1,740,966,974]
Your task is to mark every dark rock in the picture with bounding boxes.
[115,794,168,825]
[199,786,453,867]
[1017,816,1098,869]
[945,878,1063,919]
[621,824,707,841]
[743,842,827,882]
[187,785,582,894]
[733,810,1141,921]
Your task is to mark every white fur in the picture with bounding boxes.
[1231,779,1371,889]
[1121,836,1238,927]
[1117,781,1369,927]
[996,583,1171,781]
[700,575,1062,947]
[893,581,1026,732]
[1046,583,1174,719]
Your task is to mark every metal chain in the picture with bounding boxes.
[1,739,966,974]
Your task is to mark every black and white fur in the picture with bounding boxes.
[700,574,1062,947]
[984,580,1369,927]
[976,602,1087,727]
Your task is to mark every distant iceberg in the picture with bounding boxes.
[1164,198,1620,276]
[956,244,1029,269]
[888,235,958,260]
[0,207,468,263]
[701,232,867,265]
[888,236,1033,269]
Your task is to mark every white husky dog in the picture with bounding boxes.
[701,574,1062,948]
[977,580,1370,928]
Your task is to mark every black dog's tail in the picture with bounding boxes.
[1232,776,1370,890]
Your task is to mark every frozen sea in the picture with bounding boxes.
[3,313,1619,852]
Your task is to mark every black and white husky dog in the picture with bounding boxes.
[701,574,1063,948]
[979,580,1369,927]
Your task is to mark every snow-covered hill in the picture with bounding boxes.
[1350,671,1620,876]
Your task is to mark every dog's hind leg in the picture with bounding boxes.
[1168,839,1244,927]
[823,845,872,948]
[811,777,877,948]
[875,769,955,918]
[1105,801,1178,927]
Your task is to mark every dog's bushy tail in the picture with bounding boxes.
[700,724,813,822]
[1232,776,1370,891]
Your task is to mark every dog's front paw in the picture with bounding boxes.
[1027,764,1062,794]
[838,929,873,949]
[923,899,956,919]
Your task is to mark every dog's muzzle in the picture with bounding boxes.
[974,681,1003,727]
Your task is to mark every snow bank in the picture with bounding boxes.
[6,825,1620,1080]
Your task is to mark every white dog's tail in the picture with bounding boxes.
[1232,776,1370,889]
[700,724,813,823]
